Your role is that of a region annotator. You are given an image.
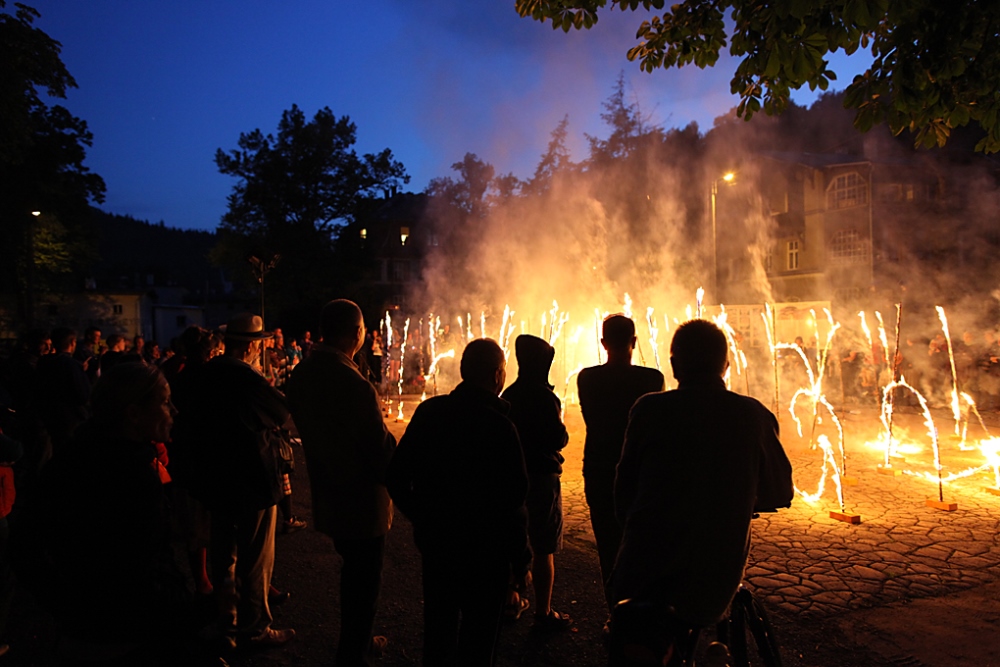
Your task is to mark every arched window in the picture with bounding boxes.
[827,172,869,210]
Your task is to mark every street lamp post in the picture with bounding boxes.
[248,253,280,375]
[25,210,42,328]
[710,172,735,301]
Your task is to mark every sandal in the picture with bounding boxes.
[503,596,530,622]
[534,610,573,632]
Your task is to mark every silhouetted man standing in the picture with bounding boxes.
[611,319,793,629]
[387,338,530,667]
[179,313,295,650]
[577,315,664,617]
[501,334,572,631]
[286,299,396,666]
[34,327,91,454]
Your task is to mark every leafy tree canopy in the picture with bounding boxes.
[215,104,409,242]
[214,104,409,322]
[0,2,105,326]
[0,0,76,164]
[426,153,517,217]
[516,0,1000,152]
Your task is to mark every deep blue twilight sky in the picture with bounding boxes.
[28,1,870,232]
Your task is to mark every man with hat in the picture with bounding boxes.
[175,312,295,649]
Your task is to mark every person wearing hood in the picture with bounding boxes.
[500,335,571,631]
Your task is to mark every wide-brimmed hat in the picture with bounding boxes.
[222,313,272,341]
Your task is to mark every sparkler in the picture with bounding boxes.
[499,305,513,359]
[403,296,1000,511]
[426,350,455,377]
[881,376,945,502]
[646,307,661,371]
[961,392,991,438]
[804,309,841,447]
[982,438,1000,491]
[547,301,570,347]
[423,315,443,400]
[761,303,778,413]
[935,306,964,441]
[713,307,748,393]
[795,434,845,512]
[384,312,394,411]
[548,301,560,342]
[396,318,410,421]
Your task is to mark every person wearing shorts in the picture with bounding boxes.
[502,334,572,631]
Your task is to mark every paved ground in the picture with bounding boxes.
[387,395,1000,661]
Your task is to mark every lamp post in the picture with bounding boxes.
[710,172,735,300]
[24,210,42,328]
[248,253,280,375]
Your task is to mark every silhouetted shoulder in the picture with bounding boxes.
[578,364,664,392]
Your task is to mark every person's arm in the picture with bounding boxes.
[0,433,23,464]
[754,410,794,511]
[248,371,290,428]
[498,423,532,578]
[548,393,570,452]
[355,378,396,483]
[614,397,649,527]
[385,403,428,520]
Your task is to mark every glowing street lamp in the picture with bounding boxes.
[710,171,736,300]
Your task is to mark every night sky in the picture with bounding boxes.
[28,1,871,232]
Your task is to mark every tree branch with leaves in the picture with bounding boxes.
[516,0,1000,152]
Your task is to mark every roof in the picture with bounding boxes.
[758,151,921,169]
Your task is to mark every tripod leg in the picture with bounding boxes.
[745,594,783,667]
[727,591,750,667]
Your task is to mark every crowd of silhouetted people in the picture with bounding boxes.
[0,307,796,667]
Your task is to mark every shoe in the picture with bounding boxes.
[369,635,388,657]
[503,596,530,622]
[282,517,306,534]
[268,590,290,607]
[534,610,573,632]
[244,627,296,648]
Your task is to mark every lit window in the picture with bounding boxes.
[400,226,410,246]
[787,240,800,270]
[826,172,869,210]
[828,229,869,265]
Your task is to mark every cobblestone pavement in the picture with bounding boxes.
[388,397,1000,621]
